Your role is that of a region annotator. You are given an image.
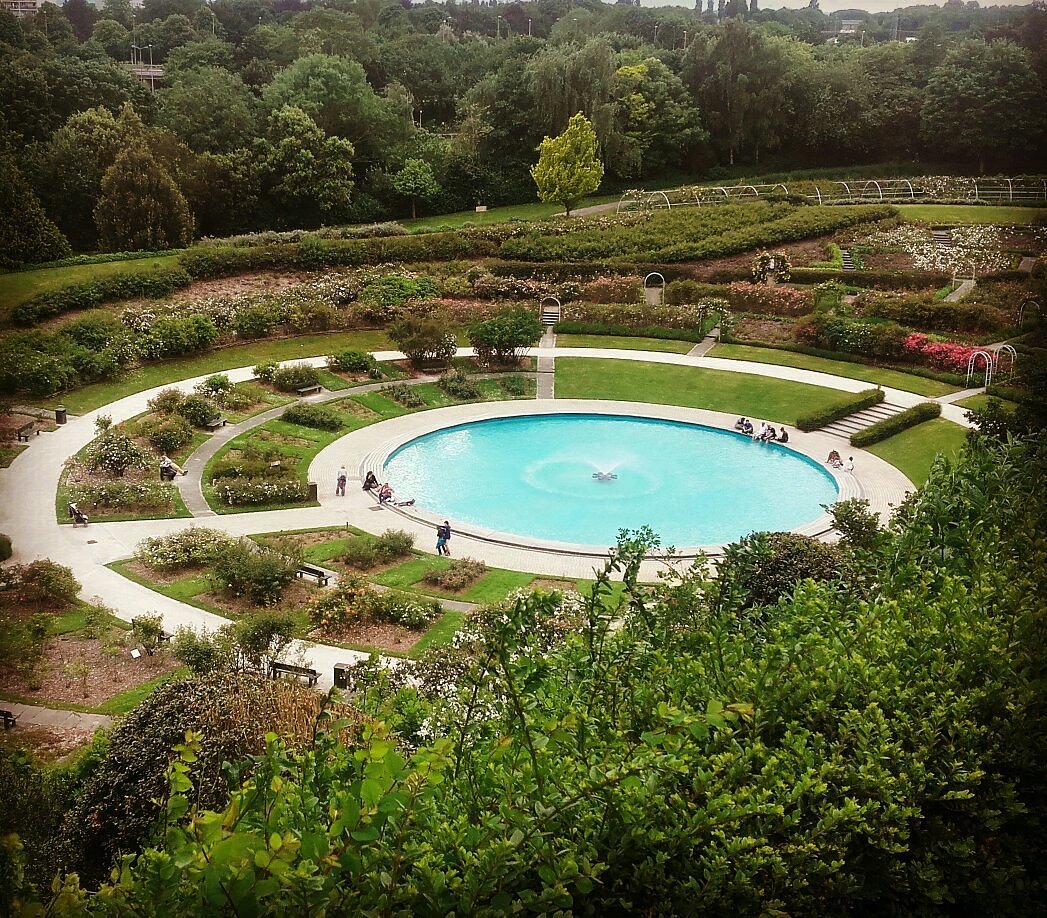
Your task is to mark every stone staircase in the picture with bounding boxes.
[840,248,855,270]
[821,400,909,440]
[932,228,954,249]
[540,301,561,327]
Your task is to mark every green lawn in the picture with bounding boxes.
[0,444,27,468]
[556,334,696,354]
[46,330,394,415]
[709,344,958,397]
[555,358,850,425]
[896,205,1047,225]
[953,393,1018,413]
[864,418,968,485]
[402,194,619,232]
[0,255,184,315]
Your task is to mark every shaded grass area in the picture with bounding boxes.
[0,444,27,467]
[401,194,619,232]
[953,393,1017,412]
[709,343,958,397]
[42,330,394,415]
[864,418,968,485]
[555,358,848,425]
[0,255,184,315]
[896,205,1047,225]
[557,335,696,354]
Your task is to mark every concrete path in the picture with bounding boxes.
[0,345,974,690]
[937,387,984,405]
[3,701,113,732]
[1018,256,1036,272]
[536,330,556,399]
[944,279,976,302]
[686,326,720,358]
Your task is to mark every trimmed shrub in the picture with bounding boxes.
[554,321,705,343]
[176,394,220,428]
[380,384,424,408]
[374,529,414,561]
[328,351,379,376]
[68,480,175,511]
[438,369,480,400]
[135,528,236,570]
[388,315,457,367]
[790,267,951,289]
[424,557,487,592]
[209,539,299,606]
[214,477,309,506]
[468,308,543,366]
[272,364,321,392]
[146,415,193,453]
[281,403,343,431]
[796,388,884,432]
[141,315,218,359]
[1,560,80,605]
[342,539,380,571]
[147,388,185,415]
[86,431,146,477]
[253,361,278,384]
[0,533,11,561]
[850,402,942,447]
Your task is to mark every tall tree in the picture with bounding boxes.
[921,39,1044,171]
[157,66,258,153]
[94,146,194,250]
[0,155,70,268]
[255,105,355,227]
[530,112,604,217]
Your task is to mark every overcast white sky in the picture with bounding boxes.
[638,1,1035,12]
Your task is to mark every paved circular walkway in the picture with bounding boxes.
[0,346,972,690]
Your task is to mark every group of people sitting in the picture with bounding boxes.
[826,450,854,472]
[734,417,789,443]
[363,471,415,507]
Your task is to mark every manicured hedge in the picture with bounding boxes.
[796,388,884,432]
[555,321,705,343]
[790,267,951,289]
[850,401,942,446]
[12,268,193,326]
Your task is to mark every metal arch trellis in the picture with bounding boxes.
[644,272,666,307]
[966,350,995,388]
[993,344,1018,377]
[1018,297,1042,327]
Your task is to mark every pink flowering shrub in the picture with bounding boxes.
[725,282,813,317]
[902,333,978,372]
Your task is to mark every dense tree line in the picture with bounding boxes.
[0,0,1044,255]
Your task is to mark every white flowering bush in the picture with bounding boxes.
[215,478,308,506]
[134,528,236,571]
[859,223,1011,274]
[69,481,174,511]
[86,431,146,477]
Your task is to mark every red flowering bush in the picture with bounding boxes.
[902,333,978,372]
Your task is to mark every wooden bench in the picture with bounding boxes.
[1,709,18,730]
[16,422,35,442]
[296,384,322,396]
[296,564,330,587]
[269,662,319,686]
[204,416,227,431]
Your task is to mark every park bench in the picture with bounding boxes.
[16,421,36,442]
[269,661,319,686]
[205,416,227,431]
[296,564,330,587]
[1,709,19,730]
[296,384,322,396]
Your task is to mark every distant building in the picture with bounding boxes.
[838,19,863,34]
[0,0,42,18]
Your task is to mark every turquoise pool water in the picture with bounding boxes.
[383,414,838,547]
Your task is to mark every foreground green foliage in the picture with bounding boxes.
[8,435,1043,914]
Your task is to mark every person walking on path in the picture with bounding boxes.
[336,465,347,496]
[436,521,451,556]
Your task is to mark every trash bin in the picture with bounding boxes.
[333,663,352,690]
[308,481,318,501]
[55,406,67,425]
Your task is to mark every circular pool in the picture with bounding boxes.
[382,414,838,548]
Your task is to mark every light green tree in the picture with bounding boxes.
[530,112,603,217]
[391,158,440,219]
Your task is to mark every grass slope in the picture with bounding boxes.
[864,418,967,485]
[709,344,958,397]
[0,255,183,314]
[555,358,849,425]
[896,205,1047,225]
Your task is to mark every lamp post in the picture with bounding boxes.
[683,30,688,49]
[527,18,531,36]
